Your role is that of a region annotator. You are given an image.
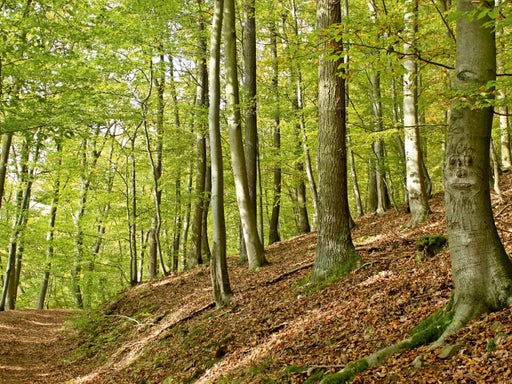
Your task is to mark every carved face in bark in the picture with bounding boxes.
[445,143,482,230]
[446,144,478,191]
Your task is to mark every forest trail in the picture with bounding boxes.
[0,309,76,384]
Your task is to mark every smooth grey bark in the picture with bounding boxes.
[209,0,232,307]
[403,0,430,226]
[224,0,267,271]
[37,140,62,309]
[311,0,360,282]
[442,0,512,339]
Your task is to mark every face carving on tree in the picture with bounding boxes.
[445,143,482,230]
[446,149,476,191]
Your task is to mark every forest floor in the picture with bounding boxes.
[2,174,512,383]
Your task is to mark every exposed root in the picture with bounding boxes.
[320,299,455,383]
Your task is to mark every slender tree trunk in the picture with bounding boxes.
[442,0,512,339]
[403,0,430,226]
[290,0,318,228]
[0,133,13,211]
[172,176,182,272]
[343,0,363,218]
[495,0,511,170]
[188,5,209,269]
[243,0,258,235]
[201,136,212,262]
[367,0,390,214]
[312,0,360,282]
[268,18,281,245]
[348,137,364,217]
[490,140,503,201]
[180,162,193,269]
[72,129,103,309]
[209,0,233,307]
[37,140,62,309]
[1,132,41,310]
[169,60,183,273]
[224,0,267,271]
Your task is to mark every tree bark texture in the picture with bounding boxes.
[443,0,512,337]
[403,0,430,226]
[312,0,360,282]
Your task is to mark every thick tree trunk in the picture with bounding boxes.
[311,0,360,282]
[443,0,512,338]
[403,0,430,226]
[224,0,267,271]
[209,0,232,307]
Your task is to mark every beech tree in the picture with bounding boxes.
[311,0,360,282]
[321,1,512,380]
[209,0,233,307]
[403,0,430,225]
[442,0,512,335]
[224,0,267,271]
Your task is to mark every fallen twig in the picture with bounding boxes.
[105,314,155,327]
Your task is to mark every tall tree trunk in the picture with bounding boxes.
[290,0,318,228]
[1,131,41,310]
[268,17,281,245]
[201,135,212,262]
[224,0,267,271]
[0,133,13,211]
[169,59,183,273]
[495,0,511,170]
[367,0,390,214]
[312,0,360,282]
[209,0,233,307]
[180,162,193,269]
[37,140,62,309]
[126,133,138,286]
[243,0,258,234]
[143,56,167,278]
[72,129,104,309]
[343,0,363,218]
[403,0,430,226]
[348,136,364,217]
[442,0,512,339]
[188,4,209,269]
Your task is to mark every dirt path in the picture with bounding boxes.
[0,309,77,384]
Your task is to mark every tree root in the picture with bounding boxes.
[320,299,455,384]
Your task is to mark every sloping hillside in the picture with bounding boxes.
[27,173,512,383]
